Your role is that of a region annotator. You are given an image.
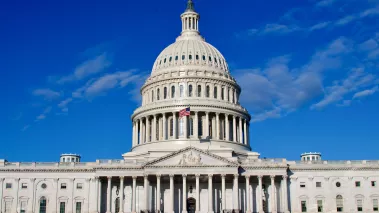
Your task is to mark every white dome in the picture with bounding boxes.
[152,38,229,74]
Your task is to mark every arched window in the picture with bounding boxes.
[39,197,47,213]
[151,90,154,102]
[196,55,199,60]
[180,85,184,97]
[169,57,172,62]
[164,58,166,63]
[214,86,217,99]
[157,88,160,100]
[171,86,175,98]
[188,85,193,97]
[115,198,120,213]
[164,87,167,99]
[221,87,224,100]
[182,55,185,60]
[189,55,192,60]
[175,56,178,61]
[169,118,174,137]
[336,195,343,212]
[206,85,210,98]
[197,85,202,97]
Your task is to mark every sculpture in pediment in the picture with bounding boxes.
[178,152,202,166]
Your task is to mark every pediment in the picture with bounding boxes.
[144,146,239,167]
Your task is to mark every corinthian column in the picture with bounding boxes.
[221,174,226,211]
[216,113,220,140]
[182,174,187,213]
[282,175,289,213]
[205,112,210,138]
[153,115,157,142]
[156,174,161,213]
[139,119,143,144]
[239,117,243,143]
[194,111,199,138]
[162,113,167,140]
[270,175,277,213]
[146,116,151,142]
[119,176,124,213]
[132,176,137,213]
[169,174,174,213]
[233,174,239,211]
[244,119,247,145]
[245,175,251,213]
[208,174,213,213]
[195,174,200,213]
[258,175,264,213]
[144,174,149,211]
[173,112,177,139]
[106,176,112,213]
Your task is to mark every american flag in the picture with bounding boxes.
[179,107,191,118]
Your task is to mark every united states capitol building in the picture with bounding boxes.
[1,1,379,213]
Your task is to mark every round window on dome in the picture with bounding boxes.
[41,183,47,189]
[336,182,341,187]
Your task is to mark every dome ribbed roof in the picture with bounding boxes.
[152,38,229,74]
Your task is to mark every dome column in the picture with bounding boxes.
[239,117,243,143]
[225,114,230,141]
[244,119,248,145]
[216,113,220,140]
[153,115,157,142]
[163,113,167,140]
[205,111,210,138]
[139,119,143,144]
[233,115,237,142]
[173,112,177,139]
[146,116,151,142]
[194,111,199,138]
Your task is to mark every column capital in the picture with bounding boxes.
[205,111,209,115]
[216,112,220,116]
[195,174,201,177]
[194,111,198,115]
[221,174,226,177]
[156,174,162,178]
[132,176,138,179]
[234,174,239,178]
[29,178,36,182]
[94,176,100,180]
[182,174,187,178]
[282,175,288,179]
[85,178,91,182]
[70,178,75,182]
[143,174,149,178]
[270,175,276,179]
[119,176,124,180]
[0,178,4,182]
[258,175,264,179]
[208,174,213,178]
[107,176,112,180]
[14,178,20,182]
[245,175,250,179]
[169,174,175,178]
[162,112,166,117]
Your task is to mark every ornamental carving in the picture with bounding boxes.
[178,152,202,166]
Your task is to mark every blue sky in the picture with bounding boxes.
[1,0,379,162]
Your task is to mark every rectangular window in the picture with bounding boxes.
[61,183,67,189]
[5,201,12,213]
[372,181,377,187]
[60,202,66,213]
[21,183,28,189]
[356,181,361,187]
[374,199,378,211]
[316,182,322,187]
[6,183,12,189]
[76,183,83,189]
[317,200,323,212]
[76,202,82,213]
[301,201,307,212]
[357,199,363,211]
[300,182,306,188]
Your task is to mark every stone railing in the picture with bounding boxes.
[289,160,379,165]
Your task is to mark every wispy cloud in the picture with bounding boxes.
[21,125,30,132]
[248,24,301,36]
[56,53,112,84]
[353,86,378,99]
[315,0,338,8]
[32,89,61,100]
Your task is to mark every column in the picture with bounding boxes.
[169,174,174,213]
[216,113,220,140]
[163,113,166,140]
[146,116,150,142]
[97,177,102,213]
[258,176,263,213]
[30,178,36,213]
[54,178,59,213]
[282,175,289,213]
[15,178,20,213]
[153,115,157,142]
[239,117,243,143]
[225,114,229,141]
[119,176,124,213]
[205,112,209,138]
[106,176,112,213]
[195,174,200,213]
[245,175,251,213]
[208,174,213,213]
[270,176,276,213]
[156,175,161,213]
[234,90,237,104]
[233,116,237,142]
[221,174,226,211]
[144,175,148,211]
[244,119,247,145]
[139,119,143,144]
[233,174,239,211]
[132,122,135,146]
[0,178,3,213]
[247,123,250,146]
[173,112,177,139]
[182,175,187,213]
[132,176,137,213]
[194,111,199,138]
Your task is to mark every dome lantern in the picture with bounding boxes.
[180,0,200,37]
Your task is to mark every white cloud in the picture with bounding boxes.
[57,53,112,84]
[335,15,356,26]
[32,89,60,100]
[58,98,73,109]
[309,21,331,31]
[353,86,378,99]
[315,0,337,7]
[247,24,301,36]
[36,114,46,121]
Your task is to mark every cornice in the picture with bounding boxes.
[0,168,95,173]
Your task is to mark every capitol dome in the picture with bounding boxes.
[128,0,254,156]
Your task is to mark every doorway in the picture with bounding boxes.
[187,197,196,213]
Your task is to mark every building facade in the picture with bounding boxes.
[1,1,379,213]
